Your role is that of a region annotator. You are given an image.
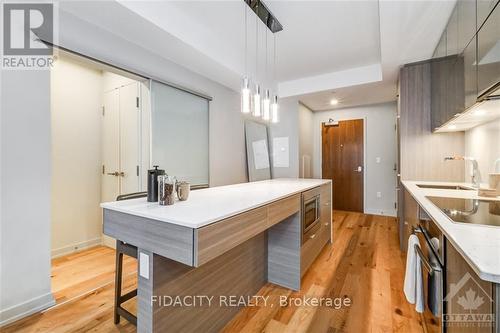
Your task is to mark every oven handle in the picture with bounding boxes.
[417,225,443,267]
[414,244,442,274]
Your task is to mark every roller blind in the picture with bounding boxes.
[151,80,209,186]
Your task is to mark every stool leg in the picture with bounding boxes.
[114,242,123,324]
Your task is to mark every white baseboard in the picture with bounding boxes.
[51,237,102,258]
[364,208,397,217]
[0,292,55,327]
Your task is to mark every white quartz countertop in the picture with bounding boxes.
[101,178,331,229]
[402,180,500,283]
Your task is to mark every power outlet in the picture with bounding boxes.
[376,192,382,198]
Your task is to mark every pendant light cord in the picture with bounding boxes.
[255,6,258,81]
[244,3,247,76]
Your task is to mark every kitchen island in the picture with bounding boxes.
[101,178,332,333]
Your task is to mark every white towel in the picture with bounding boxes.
[403,234,425,313]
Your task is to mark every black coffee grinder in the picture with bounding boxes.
[147,166,165,202]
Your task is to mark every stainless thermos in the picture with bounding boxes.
[147,166,165,202]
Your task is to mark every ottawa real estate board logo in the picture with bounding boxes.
[2,2,56,69]
[443,272,495,329]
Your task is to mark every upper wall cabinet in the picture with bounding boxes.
[429,0,500,130]
[433,33,447,59]
[431,55,463,130]
[477,2,500,97]
[447,6,459,56]
[477,0,499,28]
[463,36,479,110]
[458,0,477,52]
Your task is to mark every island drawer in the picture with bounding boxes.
[194,206,268,266]
[301,217,329,275]
[267,194,300,227]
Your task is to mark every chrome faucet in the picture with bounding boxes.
[444,156,481,188]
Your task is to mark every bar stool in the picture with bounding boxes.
[114,191,147,326]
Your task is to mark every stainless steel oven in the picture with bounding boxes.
[302,188,321,244]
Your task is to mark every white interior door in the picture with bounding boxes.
[119,82,140,194]
[102,89,120,202]
[101,83,141,248]
[101,89,120,248]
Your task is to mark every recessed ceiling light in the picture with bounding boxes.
[473,109,486,116]
[448,125,457,130]
[330,99,339,106]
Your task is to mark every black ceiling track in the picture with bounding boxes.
[244,0,283,33]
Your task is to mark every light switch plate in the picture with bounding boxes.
[139,252,149,279]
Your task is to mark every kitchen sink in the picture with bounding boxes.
[417,184,474,190]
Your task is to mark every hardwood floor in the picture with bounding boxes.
[3,211,427,332]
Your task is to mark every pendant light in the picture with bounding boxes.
[241,5,251,114]
[253,14,261,118]
[262,29,271,121]
[271,34,279,123]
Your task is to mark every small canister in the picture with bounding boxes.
[158,175,176,205]
[147,166,165,202]
[176,181,190,201]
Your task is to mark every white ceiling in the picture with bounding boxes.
[58,0,457,111]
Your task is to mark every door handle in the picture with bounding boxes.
[354,166,362,172]
[107,171,125,177]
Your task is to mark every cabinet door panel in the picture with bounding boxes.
[477,0,499,29]
[447,6,459,56]
[477,4,500,97]
[434,33,448,59]
[458,0,477,52]
[445,239,494,333]
[463,36,479,109]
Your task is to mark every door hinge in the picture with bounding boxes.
[394,202,397,209]
[102,106,105,116]
[102,165,105,174]
[136,165,139,177]
[136,97,140,108]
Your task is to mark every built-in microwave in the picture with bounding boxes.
[302,188,321,244]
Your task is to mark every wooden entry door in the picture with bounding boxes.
[322,119,364,212]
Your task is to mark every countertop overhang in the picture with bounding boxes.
[402,180,500,283]
[101,178,331,229]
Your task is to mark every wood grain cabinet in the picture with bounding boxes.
[444,239,497,333]
[434,33,448,59]
[431,55,464,130]
[301,184,332,275]
[477,0,499,29]
[477,3,500,97]
[401,189,419,252]
[447,6,460,57]
[463,35,479,109]
[458,0,477,52]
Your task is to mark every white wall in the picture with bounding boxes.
[1,70,54,326]
[298,103,314,178]
[313,102,398,216]
[465,119,500,185]
[50,57,104,258]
